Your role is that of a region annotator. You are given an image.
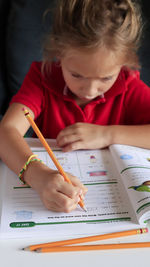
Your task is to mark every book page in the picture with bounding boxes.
[0,141,140,239]
[110,144,150,224]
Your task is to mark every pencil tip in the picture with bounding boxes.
[23,247,30,251]
[83,206,87,212]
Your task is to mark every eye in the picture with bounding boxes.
[71,73,82,78]
[101,76,113,82]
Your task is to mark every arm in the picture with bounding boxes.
[0,103,87,212]
[110,124,150,149]
[56,123,150,151]
[0,103,34,173]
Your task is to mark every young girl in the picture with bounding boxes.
[0,0,150,213]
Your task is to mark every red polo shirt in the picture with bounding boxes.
[10,61,150,138]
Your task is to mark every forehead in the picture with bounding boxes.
[62,47,123,77]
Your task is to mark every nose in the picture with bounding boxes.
[83,80,100,96]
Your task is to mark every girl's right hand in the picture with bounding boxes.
[24,161,87,212]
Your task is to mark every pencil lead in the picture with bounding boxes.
[83,206,87,212]
[22,247,30,251]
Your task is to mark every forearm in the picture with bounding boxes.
[57,122,150,151]
[0,125,33,175]
[110,124,150,149]
[0,124,57,190]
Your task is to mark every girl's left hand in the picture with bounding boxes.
[56,122,111,152]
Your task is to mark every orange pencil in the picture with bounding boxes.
[23,108,86,211]
[35,241,150,253]
[23,228,148,251]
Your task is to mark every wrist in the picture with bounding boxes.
[23,160,46,187]
[109,125,123,145]
[101,125,115,147]
[18,155,43,184]
[23,160,57,192]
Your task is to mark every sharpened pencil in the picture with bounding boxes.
[35,241,150,253]
[23,227,148,251]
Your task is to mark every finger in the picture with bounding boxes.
[43,199,77,213]
[56,173,87,202]
[57,124,77,138]
[57,133,80,147]
[51,190,80,212]
[69,175,88,196]
[57,180,82,199]
[62,140,87,152]
[42,200,63,212]
[57,123,82,145]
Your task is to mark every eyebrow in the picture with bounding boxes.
[69,70,117,79]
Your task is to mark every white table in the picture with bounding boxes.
[0,160,150,267]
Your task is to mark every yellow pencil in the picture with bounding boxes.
[23,108,86,211]
[23,228,148,251]
[35,241,150,253]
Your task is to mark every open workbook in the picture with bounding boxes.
[0,138,150,238]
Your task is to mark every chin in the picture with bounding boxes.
[80,96,97,100]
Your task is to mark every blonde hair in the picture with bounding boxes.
[43,0,143,70]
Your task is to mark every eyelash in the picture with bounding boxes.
[71,73,113,81]
[71,74,82,78]
[101,77,112,82]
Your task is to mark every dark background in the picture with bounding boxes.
[0,0,150,119]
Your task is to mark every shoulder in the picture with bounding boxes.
[24,61,65,91]
[121,68,150,110]
[42,61,65,93]
[27,61,42,76]
[105,68,149,100]
[22,61,43,87]
[28,61,62,79]
[30,61,42,70]
[120,69,150,124]
[10,62,45,118]
[122,68,150,92]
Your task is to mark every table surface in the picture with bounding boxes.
[0,160,150,267]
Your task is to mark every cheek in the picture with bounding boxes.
[64,76,75,87]
[63,75,79,92]
[62,71,80,89]
[99,83,110,92]
[62,70,69,84]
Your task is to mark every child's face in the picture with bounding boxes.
[60,47,123,104]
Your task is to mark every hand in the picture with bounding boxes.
[57,123,112,152]
[24,161,88,212]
